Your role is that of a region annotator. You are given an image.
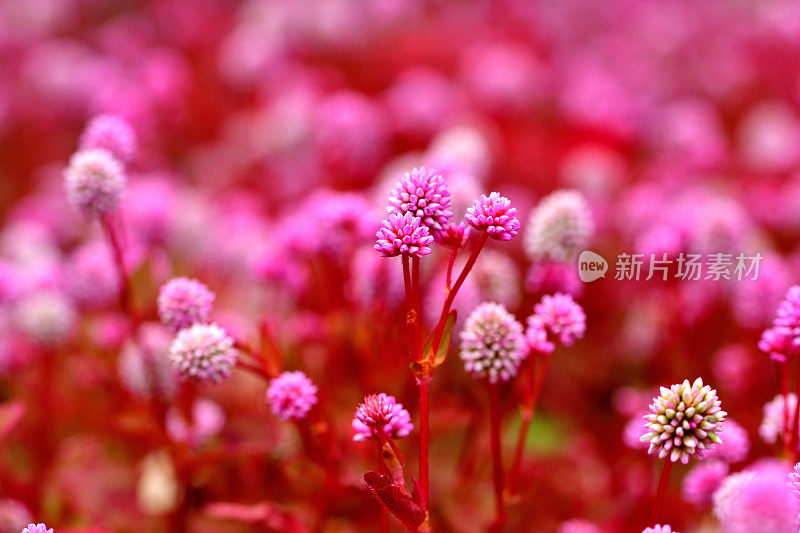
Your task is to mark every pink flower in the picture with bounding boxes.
[158,277,215,332]
[465,192,520,241]
[353,393,413,442]
[266,371,319,421]
[374,212,434,258]
[642,526,676,533]
[64,149,126,218]
[534,293,586,346]
[524,315,555,355]
[387,167,452,236]
[79,114,137,164]
[460,302,526,383]
[682,461,728,507]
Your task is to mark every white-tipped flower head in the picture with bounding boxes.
[64,149,126,218]
[525,190,593,262]
[168,323,236,384]
[640,378,726,464]
[459,302,526,383]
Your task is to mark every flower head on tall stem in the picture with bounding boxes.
[374,212,434,258]
[459,302,526,383]
[79,114,137,164]
[158,277,215,332]
[640,378,726,464]
[387,167,452,237]
[168,323,237,384]
[465,192,520,241]
[524,189,594,262]
[267,371,319,420]
[534,292,586,346]
[64,149,126,218]
[352,393,413,442]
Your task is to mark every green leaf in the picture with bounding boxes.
[432,311,456,367]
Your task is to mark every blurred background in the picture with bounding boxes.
[1,0,800,531]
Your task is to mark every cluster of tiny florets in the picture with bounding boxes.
[438,221,471,249]
[533,292,586,346]
[158,277,215,332]
[374,212,434,257]
[524,315,555,355]
[525,190,593,262]
[64,149,126,218]
[352,393,413,441]
[759,285,800,361]
[387,167,452,236]
[168,323,237,383]
[465,192,520,241]
[79,114,138,163]
[460,302,526,383]
[266,371,319,420]
[640,378,726,464]
[642,526,676,533]
[20,525,53,533]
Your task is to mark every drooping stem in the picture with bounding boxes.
[430,232,489,352]
[650,459,673,524]
[488,382,506,529]
[101,213,133,320]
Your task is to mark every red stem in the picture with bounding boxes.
[101,213,133,320]
[488,382,506,530]
[445,248,457,293]
[650,460,673,524]
[379,446,390,533]
[419,379,430,509]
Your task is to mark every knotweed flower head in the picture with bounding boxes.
[14,290,76,346]
[438,221,471,249]
[533,292,586,346]
[79,114,137,163]
[374,212,433,257]
[640,378,726,464]
[66,241,119,307]
[0,499,30,533]
[20,525,52,533]
[642,526,676,533]
[352,393,413,441]
[168,323,236,384]
[64,149,126,218]
[682,460,728,507]
[713,463,798,533]
[525,190,594,262]
[524,315,555,355]
[387,167,452,236]
[465,192,520,241]
[266,371,318,420]
[759,393,797,445]
[158,277,215,332]
[703,419,749,463]
[758,326,792,362]
[773,285,800,349]
[460,302,526,383]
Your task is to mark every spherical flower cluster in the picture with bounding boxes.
[525,190,594,262]
[168,323,236,383]
[352,393,413,441]
[66,242,119,307]
[438,221,471,249]
[703,418,749,463]
[387,167,452,237]
[642,526,676,533]
[682,460,729,507]
[640,378,726,464]
[465,192,520,241]
[459,302,526,383]
[64,149,126,218]
[713,463,798,533]
[533,292,586,346]
[14,291,76,346]
[758,326,792,362]
[374,212,433,257]
[0,499,30,533]
[774,285,800,346]
[759,393,797,445]
[266,371,319,420]
[20,525,52,533]
[158,277,215,332]
[524,315,555,355]
[79,114,137,163]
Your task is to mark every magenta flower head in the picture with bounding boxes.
[642,526,676,533]
[682,460,729,507]
[525,190,594,262]
[266,371,318,420]
[758,326,792,362]
[703,418,749,463]
[168,323,236,384]
[790,462,800,498]
[20,525,52,533]
[524,315,555,355]
[460,302,526,383]
[158,277,215,332]
[465,192,520,241]
[374,212,434,257]
[387,167,452,237]
[640,378,726,464]
[79,114,137,164]
[759,393,797,445]
[533,292,586,346]
[773,285,800,348]
[352,393,413,442]
[64,149,126,218]
[437,221,471,250]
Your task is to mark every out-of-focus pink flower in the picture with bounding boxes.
[704,419,749,464]
[622,412,651,450]
[166,398,225,447]
[266,371,318,421]
[774,285,800,348]
[119,322,177,401]
[459,302,526,383]
[533,293,586,346]
[168,323,236,384]
[13,290,76,346]
[525,189,593,262]
[524,315,555,355]
[558,519,600,533]
[79,114,137,164]
[384,68,459,138]
[758,326,792,362]
[352,393,413,442]
[374,212,433,258]
[66,241,119,308]
[682,461,728,507]
[465,192,520,241]
[738,100,800,173]
[525,261,584,297]
[20,525,52,533]
[759,393,798,446]
[642,526,676,533]
[63,149,126,218]
[437,221,471,250]
[158,277,215,332]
